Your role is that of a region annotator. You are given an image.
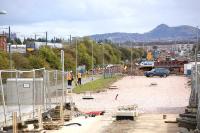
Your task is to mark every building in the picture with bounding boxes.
[134,43,194,52]
[0,35,7,51]
[26,41,63,52]
[177,43,194,51]
[7,44,26,53]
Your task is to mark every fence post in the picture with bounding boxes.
[43,70,47,111]
[0,71,7,126]
[33,69,36,118]
[55,70,58,104]
[12,112,17,133]
[60,102,64,125]
[16,70,22,121]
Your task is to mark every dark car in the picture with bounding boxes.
[144,68,170,77]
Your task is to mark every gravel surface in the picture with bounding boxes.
[50,76,191,133]
[73,76,190,113]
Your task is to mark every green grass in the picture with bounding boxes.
[73,75,123,93]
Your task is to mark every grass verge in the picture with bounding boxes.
[73,75,123,93]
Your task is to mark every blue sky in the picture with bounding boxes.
[0,0,200,38]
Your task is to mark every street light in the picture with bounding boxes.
[131,42,133,75]
[0,10,7,15]
[195,26,199,107]
[96,41,105,78]
[72,37,78,84]
[0,11,13,72]
[91,41,94,80]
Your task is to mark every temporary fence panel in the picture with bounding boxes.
[0,68,75,127]
[0,69,46,127]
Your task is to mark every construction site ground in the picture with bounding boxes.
[46,75,190,133]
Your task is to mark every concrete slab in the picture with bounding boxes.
[103,114,181,133]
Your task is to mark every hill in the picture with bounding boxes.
[90,24,200,42]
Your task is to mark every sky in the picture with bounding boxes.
[0,0,200,39]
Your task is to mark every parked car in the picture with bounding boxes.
[144,68,170,77]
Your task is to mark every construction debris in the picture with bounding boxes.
[150,82,157,86]
[116,105,138,121]
[177,106,197,130]
[82,91,94,99]
[109,85,118,89]
[177,66,199,131]
[43,120,62,130]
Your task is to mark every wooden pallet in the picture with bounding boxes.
[43,121,62,130]
[21,128,43,133]
[52,116,71,121]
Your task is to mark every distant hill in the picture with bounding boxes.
[90,24,200,43]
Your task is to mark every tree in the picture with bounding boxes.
[38,46,61,69]
[12,53,31,69]
[78,43,92,70]
[28,55,49,69]
[0,51,9,69]
[14,38,22,44]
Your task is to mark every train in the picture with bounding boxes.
[26,42,63,52]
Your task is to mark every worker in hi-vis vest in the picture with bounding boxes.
[77,72,82,85]
[67,71,73,87]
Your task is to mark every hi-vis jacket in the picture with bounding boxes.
[67,72,72,80]
[77,73,82,78]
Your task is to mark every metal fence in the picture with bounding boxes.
[0,68,70,127]
[0,67,118,127]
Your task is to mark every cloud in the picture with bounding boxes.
[0,0,200,36]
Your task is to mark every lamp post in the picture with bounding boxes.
[98,42,105,78]
[103,43,105,78]
[0,10,7,15]
[71,36,79,83]
[130,41,133,75]
[75,38,78,83]
[91,41,94,80]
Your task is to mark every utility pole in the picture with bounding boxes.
[61,50,65,106]
[69,35,72,45]
[131,41,133,75]
[8,26,12,73]
[8,26,10,42]
[34,34,37,41]
[75,38,78,83]
[118,42,121,64]
[92,41,94,80]
[195,27,199,98]
[45,32,47,45]
[196,26,200,130]
[102,43,105,78]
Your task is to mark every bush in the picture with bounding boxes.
[0,51,9,69]
[39,46,61,69]
[12,53,31,69]
[28,55,49,69]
